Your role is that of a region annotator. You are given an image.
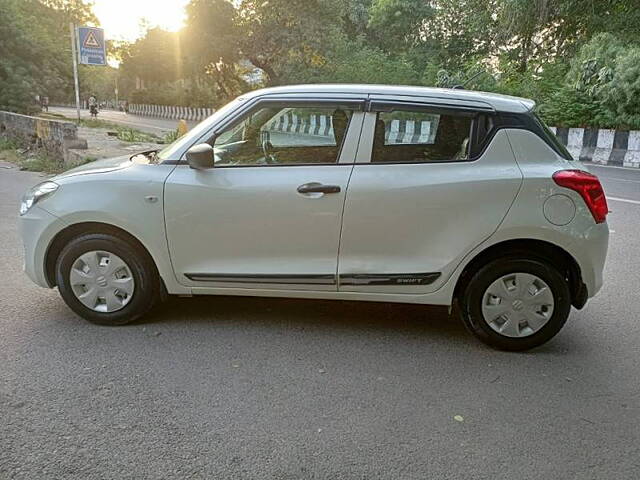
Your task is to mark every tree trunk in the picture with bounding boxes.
[248,56,278,85]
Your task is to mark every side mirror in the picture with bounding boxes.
[186,143,215,170]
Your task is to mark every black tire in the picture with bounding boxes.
[460,257,571,351]
[55,233,160,325]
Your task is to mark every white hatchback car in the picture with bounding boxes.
[19,85,609,350]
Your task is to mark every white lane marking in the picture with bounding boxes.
[607,196,640,205]
[602,177,640,184]
[590,164,640,172]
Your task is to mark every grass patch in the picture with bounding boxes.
[78,119,162,143]
[0,137,18,151]
[0,149,64,174]
[0,137,64,173]
[79,118,124,130]
[38,112,68,120]
[16,153,64,174]
[0,148,22,164]
[116,127,159,143]
[163,129,181,144]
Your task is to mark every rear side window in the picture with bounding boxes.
[497,112,572,160]
[372,108,473,163]
[532,113,573,160]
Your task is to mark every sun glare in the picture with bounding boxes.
[93,0,188,41]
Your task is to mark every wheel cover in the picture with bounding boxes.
[69,250,135,313]
[481,272,555,338]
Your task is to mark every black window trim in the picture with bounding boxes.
[368,99,493,114]
[362,103,573,165]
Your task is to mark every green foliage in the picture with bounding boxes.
[6,0,640,129]
[115,127,158,143]
[0,137,18,151]
[182,0,245,101]
[281,36,419,85]
[163,129,182,144]
[119,28,181,86]
[16,152,64,173]
[368,0,434,51]
[0,0,96,113]
[79,118,122,129]
[0,141,64,173]
[235,0,346,85]
[538,86,605,128]
[80,65,119,103]
[600,48,640,129]
[567,33,625,94]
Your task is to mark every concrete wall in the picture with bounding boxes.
[0,111,87,165]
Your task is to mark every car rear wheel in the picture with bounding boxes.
[460,258,571,351]
[55,233,160,325]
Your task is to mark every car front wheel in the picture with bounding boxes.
[460,258,572,351]
[55,233,160,325]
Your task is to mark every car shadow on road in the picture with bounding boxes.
[135,295,577,354]
[144,294,464,335]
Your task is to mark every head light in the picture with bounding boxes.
[20,181,59,215]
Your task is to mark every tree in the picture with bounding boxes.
[0,0,96,113]
[600,48,640,129]
[367,0,434,52]
[236,0,345,84]
[280,35,420,85]
[182,0,245,101]
[119,28,181,86]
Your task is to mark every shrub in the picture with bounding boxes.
[600,48,640,129]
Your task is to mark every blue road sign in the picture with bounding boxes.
[77,27,106,66]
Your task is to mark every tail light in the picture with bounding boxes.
[552,170,608,224]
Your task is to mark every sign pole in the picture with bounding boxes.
[69,23,81,122]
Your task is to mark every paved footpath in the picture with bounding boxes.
[1,161,639,479]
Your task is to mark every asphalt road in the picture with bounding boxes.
[1,161,639,479]
[49,107,196,134]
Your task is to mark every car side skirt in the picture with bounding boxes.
[184,272,441,287]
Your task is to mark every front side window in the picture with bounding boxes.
[372,108,473,163]
[213,105,353,166]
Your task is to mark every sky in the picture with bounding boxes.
[92,0,190,41]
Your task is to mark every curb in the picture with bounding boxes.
[549,127,640,168]
[127,104,215,122]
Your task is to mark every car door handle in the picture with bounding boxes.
[297,183,341,194]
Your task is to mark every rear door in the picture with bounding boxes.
[337,99,523,294]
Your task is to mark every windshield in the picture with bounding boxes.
[157,98,242,161]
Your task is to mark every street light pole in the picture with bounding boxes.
[69,23,81,122]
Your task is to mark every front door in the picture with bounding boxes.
[165,100,364,291]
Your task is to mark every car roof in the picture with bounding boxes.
[242,84,535,114]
